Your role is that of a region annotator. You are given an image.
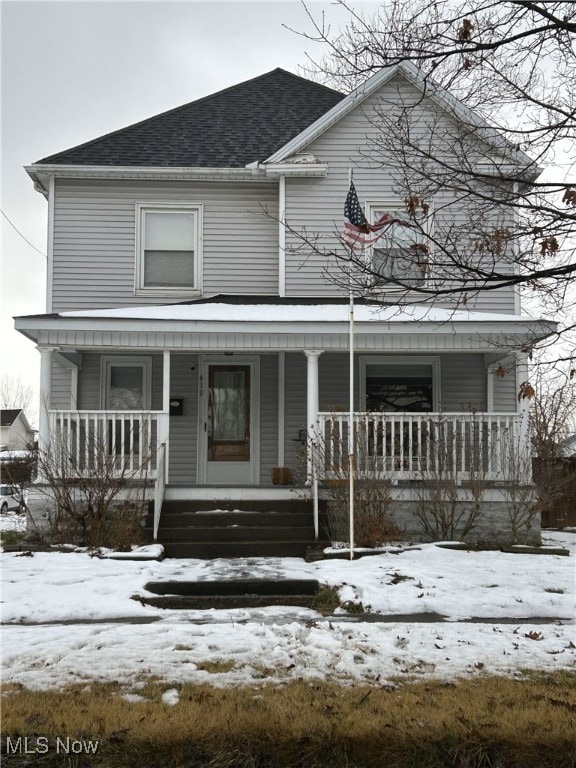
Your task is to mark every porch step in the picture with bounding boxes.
[159,540,324,559]
[137,579,322,609]
[156,526,315,542]
[155,511,313,528]
[144,499,329,559]
[145,579,320,596]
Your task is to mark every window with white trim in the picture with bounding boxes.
[367,203,430,287]
[101,356,152,410]
[360,356,440,412]
[135,204,202,294]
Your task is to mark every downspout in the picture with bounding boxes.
[46,175,55,313]
[279,175,286,297]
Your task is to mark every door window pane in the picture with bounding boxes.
[208,366,250,462]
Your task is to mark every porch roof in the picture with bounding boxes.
[15,296,556,353]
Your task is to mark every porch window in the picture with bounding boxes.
[360,357,440,412]
[100,357,152,458]
[101,356,152,410]
[135,204,202,294]
[367,204,429,287]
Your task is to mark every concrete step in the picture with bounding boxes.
[136,593,321,610]
[138,577,324,609]
[144,579,320,596]
[160,540,327,559]
[153,511,315,528]
[157,526,316,542]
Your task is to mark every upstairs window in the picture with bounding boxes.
[136,204,202,294]
[368,203,429,287]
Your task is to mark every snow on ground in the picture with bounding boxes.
[1,532,574,690]
[0,513,27,533]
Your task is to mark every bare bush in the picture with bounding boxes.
[34,430,149,549]
[501,431,540,545]
[311,418,401,547]
[415,414,489,540]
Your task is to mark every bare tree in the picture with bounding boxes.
[530,363,576,520]
[531,365,576,454]
[289,1,576,360]
[0,375,35,419]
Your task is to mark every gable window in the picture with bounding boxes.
[367,204,429,287]
[135,204,202,294]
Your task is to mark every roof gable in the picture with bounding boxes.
[35,69,344,169]
[266,61,536,172]
[0,409,23,427]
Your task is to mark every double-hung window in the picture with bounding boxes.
[100,356,152,458]
[136,204,202,295]
[367,203,429,287]
[101,356,152,410]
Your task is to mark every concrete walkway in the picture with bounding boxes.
[3,612,573,627]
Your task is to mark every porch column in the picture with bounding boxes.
[517,353,532,470]
[37,346,55,481]
[162,350,171,482]
[304,350,323,481]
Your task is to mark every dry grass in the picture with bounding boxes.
[2,673,575,767]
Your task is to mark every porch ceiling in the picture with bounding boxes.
[15,298,556,353]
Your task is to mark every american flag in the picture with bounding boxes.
[343,182,409,250]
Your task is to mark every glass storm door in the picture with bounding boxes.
[205,364,253,484]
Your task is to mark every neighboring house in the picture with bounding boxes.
[15,65,555,554]
[558,434,576,458]
[0,409,34,451]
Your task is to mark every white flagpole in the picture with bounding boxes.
[348,169,355,561]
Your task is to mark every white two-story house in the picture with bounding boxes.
[16,64,555,556]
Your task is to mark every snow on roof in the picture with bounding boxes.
[60,302,540,324]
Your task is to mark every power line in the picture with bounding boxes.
[1,209,46,258]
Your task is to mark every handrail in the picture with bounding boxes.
[153,442,167,542]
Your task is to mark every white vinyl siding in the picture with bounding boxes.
[259,354,278,484]
[52,180,279,312]
[283,73,517,313]
[50,357,73,410]
[493,367,518,412]
[168,354,198,484]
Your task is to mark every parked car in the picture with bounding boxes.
[0,484,26,514]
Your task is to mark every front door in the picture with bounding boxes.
[200,359,259,484]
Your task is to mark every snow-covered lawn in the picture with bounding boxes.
[0,512,27,533]
[1,532,574,690]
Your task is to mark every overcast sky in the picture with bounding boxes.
[1,0,373,421]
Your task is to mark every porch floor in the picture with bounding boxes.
[163,485,310,502]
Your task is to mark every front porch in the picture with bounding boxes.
[16,296,554,550]
[43,406,531,548]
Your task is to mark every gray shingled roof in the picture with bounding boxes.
[36,69,344,168]
[0,409,22,427]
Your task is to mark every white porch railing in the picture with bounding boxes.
[316,412,526,483]
[48,410,169,479]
